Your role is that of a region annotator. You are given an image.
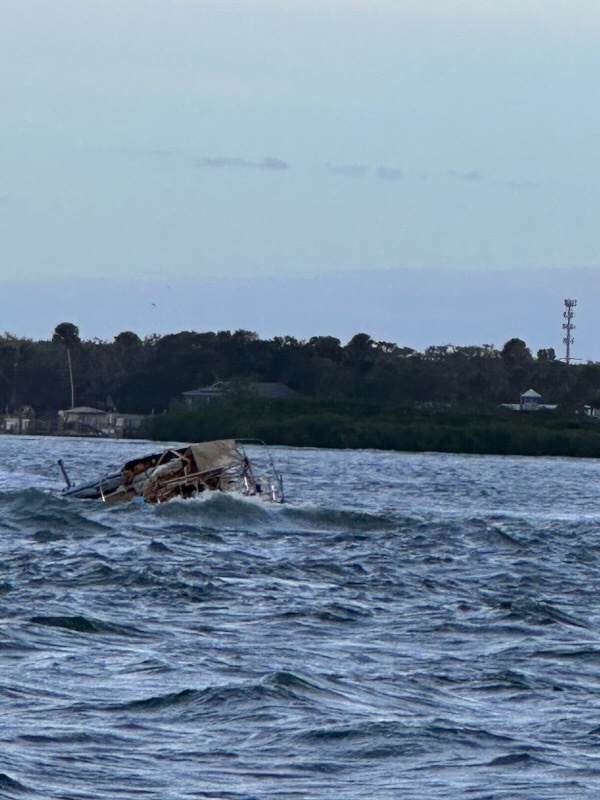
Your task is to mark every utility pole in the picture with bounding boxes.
[563,299,577,364]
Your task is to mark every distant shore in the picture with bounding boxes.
[142,400,600,459]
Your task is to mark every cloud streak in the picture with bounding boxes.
[198,156,289,171]
[327,163,406,181]
[375,166,403,181]
[260,157,288,171]
[449,170,485,183]
[448,170,539,190]
[116,148,536,192]
[197,156,251,169]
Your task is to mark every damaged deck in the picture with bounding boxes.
[59,439,284,504]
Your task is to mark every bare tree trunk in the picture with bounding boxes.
[67,348,75,409]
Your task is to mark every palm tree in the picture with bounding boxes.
[52,322,80,409]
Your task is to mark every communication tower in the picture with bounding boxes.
[562,299,577,364]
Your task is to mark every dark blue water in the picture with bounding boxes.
[2,436,600,798]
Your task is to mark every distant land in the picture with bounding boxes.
[2,326,600,458]
[1,267,599,361]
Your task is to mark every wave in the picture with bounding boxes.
[0,772,30,795]
[103,670,360,725]
[154,491,275,524]
[296,717,522,763]
[110,684,272,714]
[279,503,410,534]
[0,484,510,544]
[28,614,146,637]
[501,599,590,629]
[486,752,550,768]
[280,602,373,624]
[0,489,112,540]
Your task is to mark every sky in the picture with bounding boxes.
[1,0,600,356]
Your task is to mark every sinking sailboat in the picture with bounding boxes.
[58,439,284,504]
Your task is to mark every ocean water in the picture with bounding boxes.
[1,436,600,799]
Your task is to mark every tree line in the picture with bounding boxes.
[0,325,598,419]
[146,396,600,457]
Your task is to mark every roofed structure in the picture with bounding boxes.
[182,381,297,407]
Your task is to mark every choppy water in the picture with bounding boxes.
[2,436,600,799]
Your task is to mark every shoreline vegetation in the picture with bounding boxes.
[144,399,600,459]
[3,325,600,457]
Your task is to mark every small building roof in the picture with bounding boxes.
[62,406,107,415]
[521,389,542,398]
[182,386,224,398]
[182,381,297,399]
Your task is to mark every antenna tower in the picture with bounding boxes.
[562,299,577,364]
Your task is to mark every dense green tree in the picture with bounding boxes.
[344,333,376,373]
[0,334,23,412]
[424,345,451,360]
[114,331,142,348]
[501,337,532,367]
[308,336,343,362]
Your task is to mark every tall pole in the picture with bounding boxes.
[66,347,75,409]
[563,299,577,364]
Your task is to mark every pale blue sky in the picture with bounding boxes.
[1,0,599,353]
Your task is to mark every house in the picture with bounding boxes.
[500,389,558,412]
[1,407,34,434]
[58,407,146,437]
[59,406,108,433]
[181,382,229,406]
[105,412,147,438]
[181,381,297,408]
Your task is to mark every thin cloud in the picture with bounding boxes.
[116,147,188,163]
[260,157,289,171]
[327,163,369,178]
[449,170,485,183]
[375,166,403,181]
[198,156,254,169]
[197,156,289,171]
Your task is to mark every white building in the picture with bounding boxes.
[500,389,558,412]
